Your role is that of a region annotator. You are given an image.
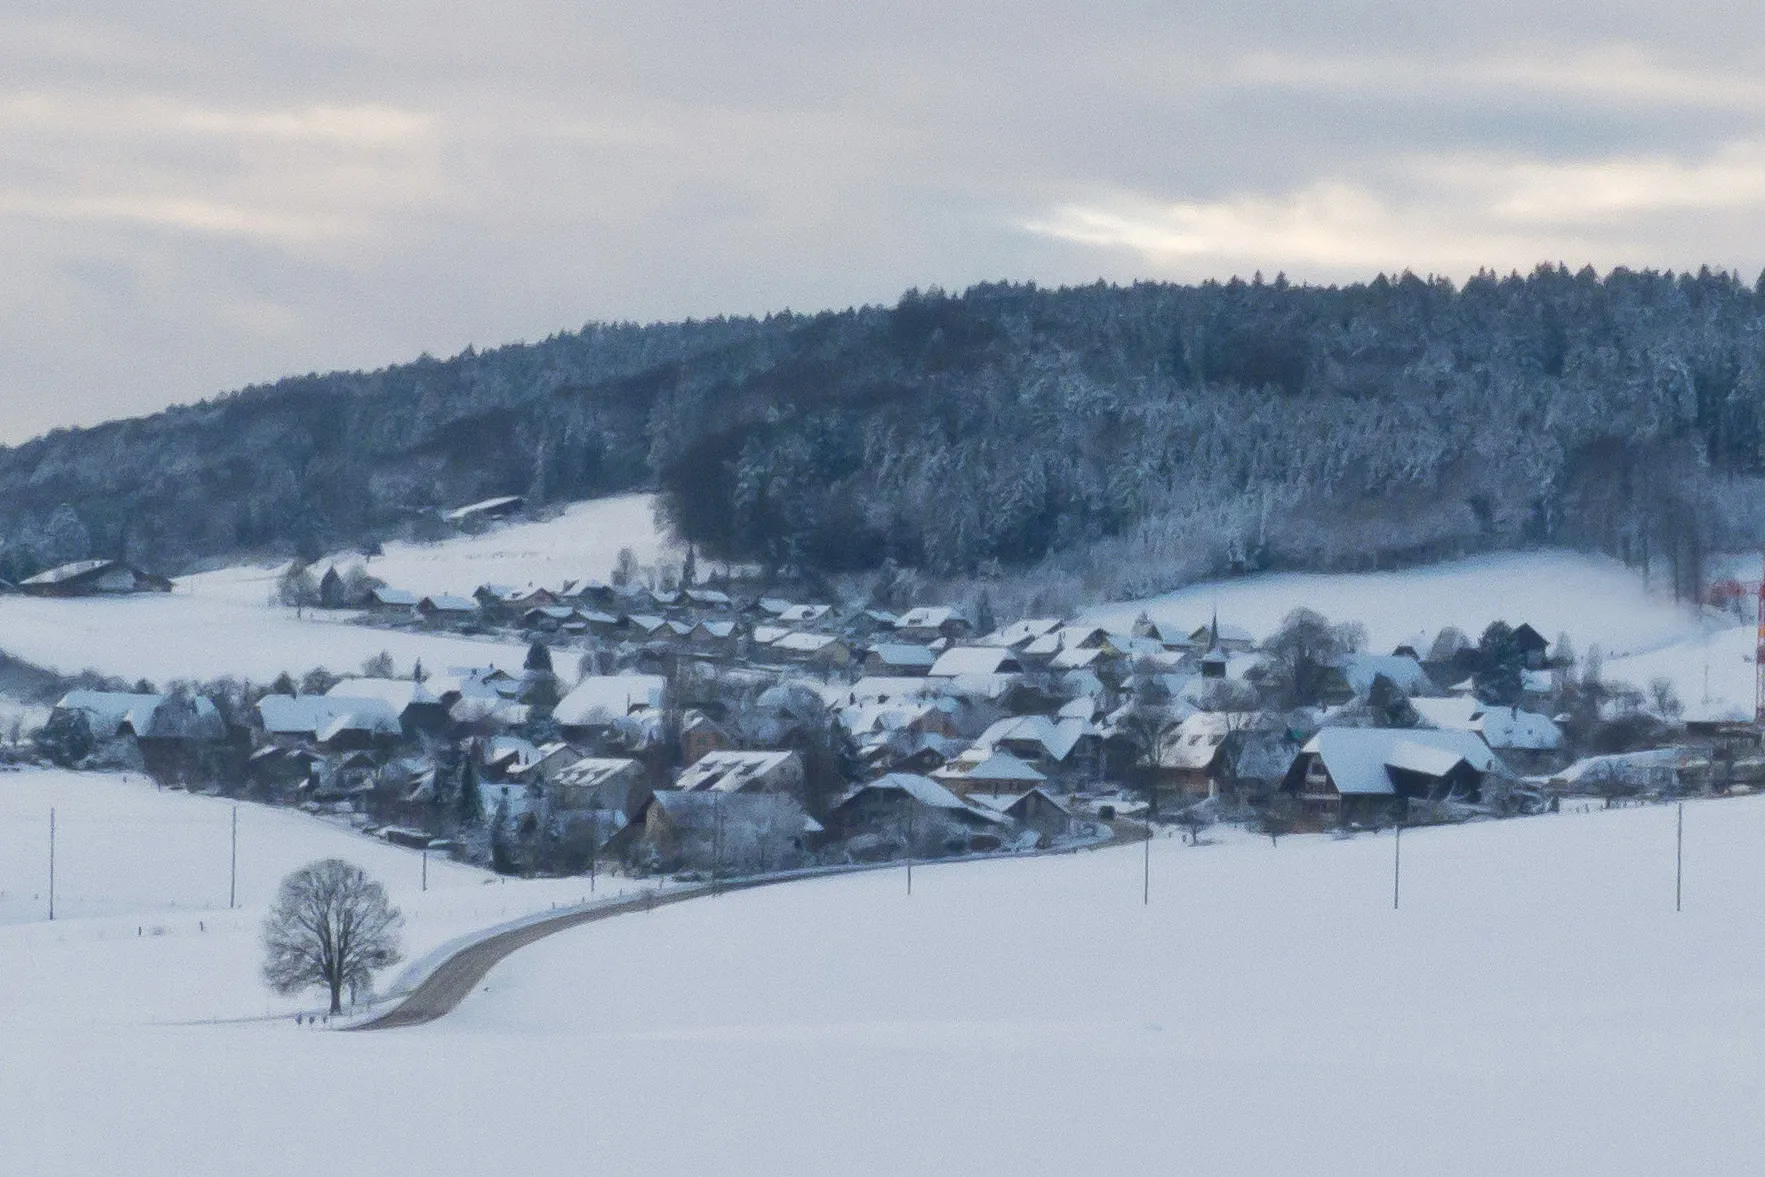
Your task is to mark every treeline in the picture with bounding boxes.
[5,265,1765,602]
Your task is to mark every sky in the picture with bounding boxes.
[2,2,1764,443]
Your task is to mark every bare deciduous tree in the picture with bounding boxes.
[263,859,404,1014]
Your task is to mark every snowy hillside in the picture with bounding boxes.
[308,493,678,598]
[0,494,674,685]
[1087,548,1756,719]
[4,779,1762,1175]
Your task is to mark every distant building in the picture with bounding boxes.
[19,559,172,597]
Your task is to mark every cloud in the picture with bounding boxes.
[1022,143,1765,278]
[1,4,1764,442]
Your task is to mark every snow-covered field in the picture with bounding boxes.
[313,492,677,598]
[1089,549,1756,719]
[4,766,1763,1176]
[0,770,649,1028]
[0,494,674,685]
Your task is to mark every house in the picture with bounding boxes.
[895,606,972,642]
[505,741,586,787]
[684,588,732,610]
[521,604,580,632]
[936,750,1047,796]
[257,695,404,750]
[1281,727,1511,827]
[974,715,1091,774]
[681,713,734,766]
[1187,620,1255,653]
[367,586,419,611]
[768,631,854,670]
[1155,711,1264,799]
[603,790,817,870]
[548,756,648,814]
[324,678,451,737]
[417,594,480,620]
[1411,697,1566,773]
[444,495,524,525]
[1334,653,1439,703]
[776,603,832,625]
[554,675,667,738]
[865,644,938,675]
[52,690,227,780]
[1512,623,1551,669]
[825,773,1009,843]
[971,786,1073,842]
[676,750,805,797]
[318,567,348,609]
[19,559,173,597]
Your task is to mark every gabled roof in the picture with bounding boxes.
[928,646,1021,677]
[685,588,732,606]
[772,631,843,653]
[553,757,643,789]
[676,750,798,792]
[1188,621,1255,645]
[959,750,1047,784]
[867,643,938,669]
[897,606,966,630]
[444,495,523,522]
[22,559,114,585]
[259,694,402,737]
[1302,727,1507,795]
[1339,653,1438,699]
[419,593,479,613]
[777,603,831,623]
[554,675,666,727]
[980,618,1063,648]
[977,715,1090,762]
[324,678,441,712]
[370,586,419,607]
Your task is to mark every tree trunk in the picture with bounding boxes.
[329,977,343,1014]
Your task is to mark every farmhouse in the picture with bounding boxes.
[554,675,667,737]
[19,559,173,597]
[1281,727,1511,826]
[825,773,1008,842]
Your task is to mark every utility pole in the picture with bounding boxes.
[1676,801,1684,913]
[229,806,238,909]
[48,807,56,921]
[906,805,914,896]
[1393,823,1402,911]
[1143,820,1151,905]
[421,845,428,892]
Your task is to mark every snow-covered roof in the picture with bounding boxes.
[752,624,791,645]
[324,678,440,712]
[772,631,843,653]
[977,715,1089,762]
[928,646,1021,677]
[693,619,736,639]
[57,690,222,741]
[259,694,403,737]
[959,751,1047,784]
[371,586,419,607]
[1412,697,1564,751]
[1189,621,1255,645]
[840,676,943,705]
[553,757,642,789]
[1302,727,1508,795]
[444,495,523,522]
[852,772,974,811]
[980,618,1062,648]
[554,675,667,727]
[1158,712,1261,770]
[1339,653,1438,698]
[777,603,831,623]
[685,589,732,606]
[867,644,937,669]
[419,594,479,613]
[897,606,965,630]
[677,750,798,792]
[23,559,115,586]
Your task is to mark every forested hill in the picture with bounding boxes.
[6,265,1765,601]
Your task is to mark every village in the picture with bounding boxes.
[11,539,1758,886]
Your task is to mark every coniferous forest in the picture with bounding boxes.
[6,264,1765,601]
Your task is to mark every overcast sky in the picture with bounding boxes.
[3,2,1764,443]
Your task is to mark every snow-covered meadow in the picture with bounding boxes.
[0,770,650,1028]
[4,766,1763,1176]
[0,495,674,686]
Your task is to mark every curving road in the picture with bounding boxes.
[352,822,1143,1031]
